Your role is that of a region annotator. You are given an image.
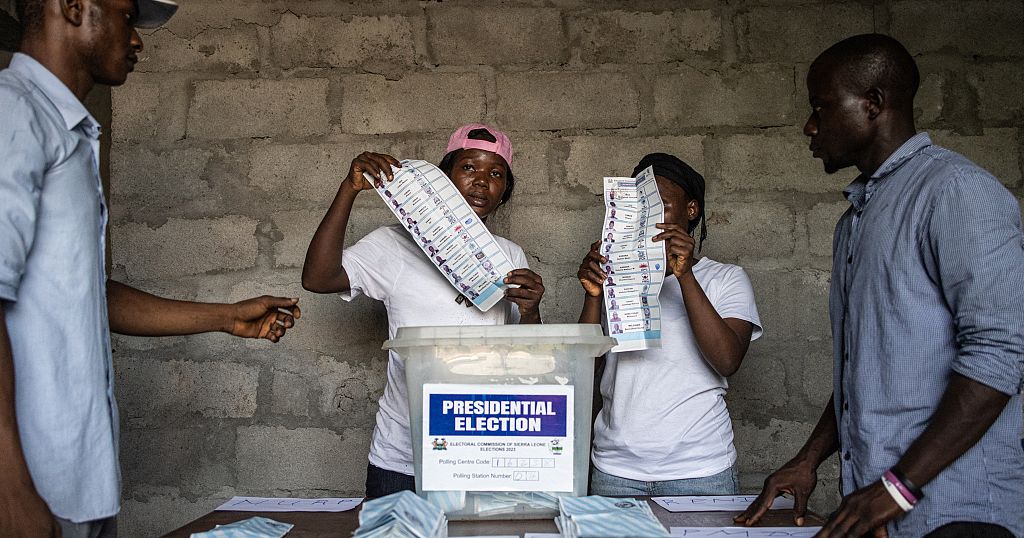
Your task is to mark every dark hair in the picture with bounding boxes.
[812,33,920,111]
[438,128,515,207]
[14,0,44,33]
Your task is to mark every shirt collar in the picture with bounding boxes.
[9,52,99,136]
[843,132,932,210]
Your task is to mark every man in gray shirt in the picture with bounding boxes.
[738,34,1024,538]
[0,1,300,536]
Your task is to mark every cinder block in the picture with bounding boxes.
[112,216,259,280]
[505,205,606,265]
[496,72,639,131]
[271,13,415,69]
[890,0,1024,57]
[236,425,371,491]
[315,355,381,428]
[428,7,566,65]
[549,274,590,326]
[570,9,720,64]
[271,369,310,417]
[745,268,831,341]
[732,418,816,474]
[564,135,705,195]
[188,79,330,139]
[735,5,872,63]
[975,63,1024,123]
[110,145,214,220]
[915,73,944,126]
[271,207,394,268]
[120,491,225,538]
[715,131,852,194]
[930,129,1022,189]
[163,0,278,37]
[700,202,796,262]
[112,73,189,144]
[726,343,787,404]
[137,24,259,73]
[653,65,795,128]
[248,139,417,203]
[340,73,485,134]
[288,288,389,356]
[115,358,260,424]
[121,427,234,493]
[806,201,848,258]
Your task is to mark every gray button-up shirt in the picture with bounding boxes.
[831,132,1024,537]
[0,53,118,523]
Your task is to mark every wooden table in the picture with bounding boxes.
[164,498,820,537]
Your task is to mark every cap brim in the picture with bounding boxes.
[135,0,178,29]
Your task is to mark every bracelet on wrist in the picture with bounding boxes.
[888,467,924,501]
[881,475,914,512]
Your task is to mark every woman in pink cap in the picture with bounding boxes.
[302,124,545,497]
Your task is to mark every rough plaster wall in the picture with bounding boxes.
[2,0,1022,536]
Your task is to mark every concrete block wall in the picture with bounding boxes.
[2,0,1021,535]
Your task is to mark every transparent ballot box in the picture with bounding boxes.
[385,324,615,520]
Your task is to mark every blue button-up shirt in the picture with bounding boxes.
[831,133,1024,537]
[0,53,118,523]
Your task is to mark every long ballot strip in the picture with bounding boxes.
[369,159,517,312]
[601,166,666,352]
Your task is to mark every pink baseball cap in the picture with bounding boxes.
[445,124,513,167]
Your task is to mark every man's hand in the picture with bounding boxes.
[577,241,606,297]
[735,458,818,527]
[0,482,59,537]
[504,269,544,324]
[653,223,696,278]
[229,296,301,343]
[815,481,899,538]
[344,152,401,191]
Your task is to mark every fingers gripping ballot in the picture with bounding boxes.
[503,268,545,316]
[577,241,607,297]
[653,223,696,278]
[347,152,402,190]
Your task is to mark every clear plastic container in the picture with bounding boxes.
[385,324,616,520]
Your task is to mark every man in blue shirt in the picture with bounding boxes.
[737,34,1024,537]
[0,1,301,536]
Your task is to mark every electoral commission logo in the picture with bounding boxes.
[428,393,568,437]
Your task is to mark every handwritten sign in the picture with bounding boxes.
[670,527,821,537]
[215,496,363,512]
[652,495,793,513]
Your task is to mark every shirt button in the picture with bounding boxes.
[847,255,853,263]
[843,452,851,461]
[843,401,849,411]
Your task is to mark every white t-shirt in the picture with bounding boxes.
[341,223,527,475]
[591,257,763,481]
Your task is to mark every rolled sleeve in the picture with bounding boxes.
[929,170,1024,396]
[0,93,47,302]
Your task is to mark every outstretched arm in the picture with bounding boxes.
[107,281,299,342]
[302,152,399,293]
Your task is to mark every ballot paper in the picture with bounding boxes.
[601,166,667,352]
[652,495,794,513]
[370,159,518,312]
[669,527,822,537]
[556,496,669,537]
[215,496,362,512]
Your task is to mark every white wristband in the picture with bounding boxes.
[881,475,914,512]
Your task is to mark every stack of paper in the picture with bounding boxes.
[353,491,447,538]
[555,496,669,537]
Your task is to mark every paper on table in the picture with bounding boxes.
[670,527,821,537]
[370,159,518,312]
[652,495,794,513]
[215,496,363,512]
[602,166,666,352]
